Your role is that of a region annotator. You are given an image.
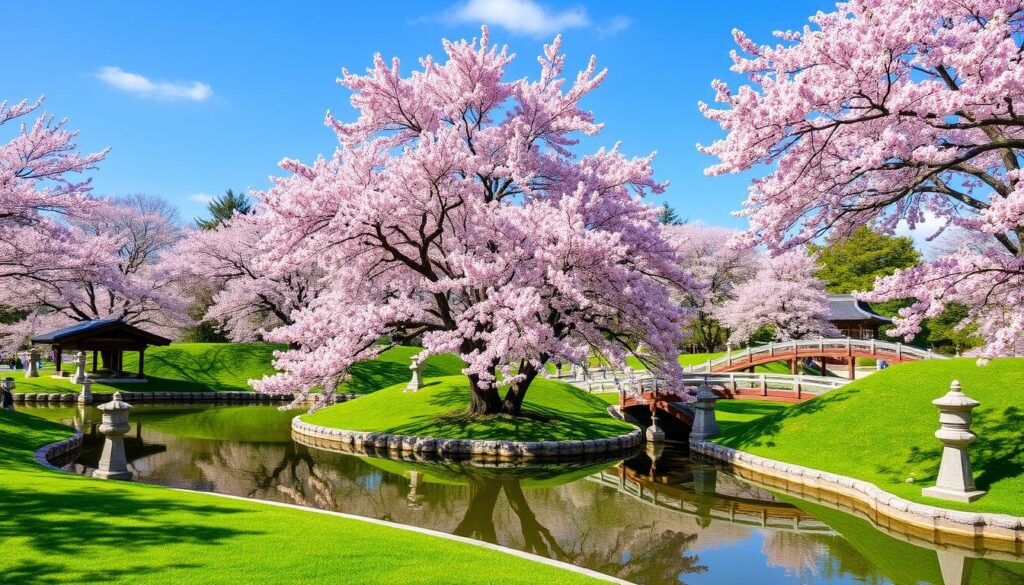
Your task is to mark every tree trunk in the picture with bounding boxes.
[468,373,502,415]
[501,362,540,416]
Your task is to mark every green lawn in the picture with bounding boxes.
[304,376,635,441]
[714,358,1024,515]
[0,409,609,585]
[11,343,465,395]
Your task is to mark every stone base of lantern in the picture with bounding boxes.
[93,468,133,481]
[922,485,986,503]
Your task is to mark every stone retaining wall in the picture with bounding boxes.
[292,417,643,461]
[14,392,359,405]
[690,439,1024,544]
[33,431,84,471]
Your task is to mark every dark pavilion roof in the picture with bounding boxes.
[31,316,171,346]
[827,294,891,323]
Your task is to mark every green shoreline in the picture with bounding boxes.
[1,408,611,585]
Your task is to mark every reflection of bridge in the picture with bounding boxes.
[587,464,835,535]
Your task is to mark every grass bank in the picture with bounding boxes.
[713,358,1024,515]
[303,376,635,442]
[11,343,465,395]
[0,409,610,584]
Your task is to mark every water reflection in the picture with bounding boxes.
[25,405,1024,585]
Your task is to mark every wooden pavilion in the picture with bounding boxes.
[827,294,891,340]
[31,317,171,379]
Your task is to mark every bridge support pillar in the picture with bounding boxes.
[690,383,719,441]
[789,358,797,375]
[847,357,855,380]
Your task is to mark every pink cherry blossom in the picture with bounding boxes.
[716,250,838,344]
[253,28,700,413]
[166,209,325,343]
[700,1,1024,358]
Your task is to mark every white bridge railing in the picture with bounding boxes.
[689,337,945,373]
[564,369,848,400]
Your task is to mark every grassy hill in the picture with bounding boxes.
[11,343,465,395]
[713,358,1024,515]
[303,375,635,442]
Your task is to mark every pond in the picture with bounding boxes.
[25,404,1024,585]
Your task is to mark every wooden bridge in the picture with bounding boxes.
[554,338,945,431]
[688,338,944,378]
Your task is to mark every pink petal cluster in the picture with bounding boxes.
[252,29,700,412]
[0,194,191,349]
[165,209,325,342]
[700,0,1024,357]
[715,250,838,344]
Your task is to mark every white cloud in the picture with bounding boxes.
[449,0,590,36]
[188,193,214,204]
[97,66,212,102]
[598,15,631,38]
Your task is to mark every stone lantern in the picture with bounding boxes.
[72,351,88,384]
[404,360,423,393]
[24,349,39,378]
[690,382,719,441]
[921,380,985,503]
[94,392,133,480]
[2,378,15,406]
[78,377,93,405]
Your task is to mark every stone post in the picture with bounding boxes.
[78,377,93,405]
[690,383,719,441]
[72,351,88,384]
[404,361,423,393]
[24,349,39,378]
[2,377,14,409]
[922,380,985,503]
[645,409,665,443]
[94,392,133,480]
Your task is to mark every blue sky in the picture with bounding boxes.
[2,0,827,225]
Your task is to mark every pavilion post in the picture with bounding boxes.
[138,349,145,379]
[92,350,98,373]
[55,346,62,375]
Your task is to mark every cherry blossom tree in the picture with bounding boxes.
[167,210,324,344]
[0,194,190,351]
[700,0,1024,358]
[665,223,759,351]
[716,250,838,344]
[0,97,110,294]
[254,28,698,413]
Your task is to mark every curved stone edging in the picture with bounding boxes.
[33,430,84,471]
[292,416,643,460]
[14,391,358,405]
[29,433,629,584]
[690,439,1024,543]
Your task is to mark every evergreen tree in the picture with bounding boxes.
[811,226,921,294]
[196,188,252,230]
[657,203,683,226]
